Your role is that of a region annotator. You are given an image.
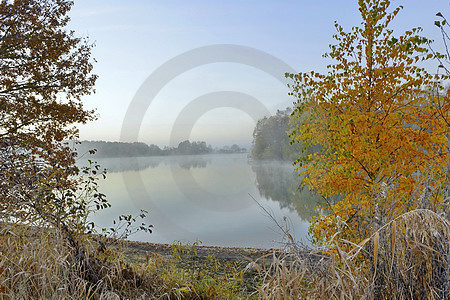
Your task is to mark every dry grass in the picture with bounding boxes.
[1,209,447,299]
[257,209,449,299]
[0,223,166,299]
[0,223,252,299]
[0,224,97,299]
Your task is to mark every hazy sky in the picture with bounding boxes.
[69,0,448,148]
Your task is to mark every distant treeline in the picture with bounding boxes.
[250,108,319,161]
[75,140,247,158]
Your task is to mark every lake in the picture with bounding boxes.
[79,153,320,248]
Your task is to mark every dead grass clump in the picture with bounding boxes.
[257,209,449,299]
[0,224,165,299]
[367,209,449,299]
[0,225,95,299]
[0,224,252,299]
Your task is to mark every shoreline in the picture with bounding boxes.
[120,239,283,266]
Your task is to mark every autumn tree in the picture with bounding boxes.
[288,0,449,245]
[0,0,99,235]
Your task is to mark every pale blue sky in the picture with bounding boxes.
[69,0,449,148]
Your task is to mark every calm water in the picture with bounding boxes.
[79,153,320,248]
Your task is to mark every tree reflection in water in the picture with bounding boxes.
[79,155,322,221]
[250,160,321,221]
[78,156,211,173]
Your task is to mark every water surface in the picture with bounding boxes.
[79,153,320,248]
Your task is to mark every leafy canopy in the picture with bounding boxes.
[0,0,98,233]
[288,0,449,245]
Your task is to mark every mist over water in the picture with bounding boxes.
[79,153,321,248]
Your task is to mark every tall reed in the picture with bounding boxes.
[257,209,449,299]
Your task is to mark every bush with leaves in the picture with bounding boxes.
[0,0,96,230]
[288,0,449,247]
[0,1,153,296]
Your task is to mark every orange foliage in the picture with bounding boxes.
[0,0,97,228]
[288,0,449,246]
